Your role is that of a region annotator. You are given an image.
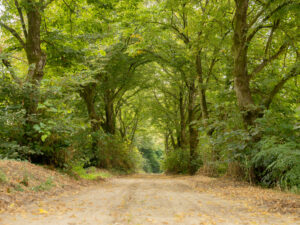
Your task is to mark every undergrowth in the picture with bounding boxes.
[71,165,112,180]
[32,177,54,191]
[0,169,6,183]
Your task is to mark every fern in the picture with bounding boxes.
[252,138,300,189]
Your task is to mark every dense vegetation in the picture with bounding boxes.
[0,0,299,190]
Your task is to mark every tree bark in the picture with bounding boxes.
[233,0,257,127]
[19,1,47,145]
[23,2,46,117]
[165,133,170,155]
[80,84,101,132]
[79,83,102,162]
[196,51,209,125]
[103,90,116,135]
[179,90,187,147]
[188,82,199,175]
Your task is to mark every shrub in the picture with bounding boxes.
[252,137,300,190]
[71,165,112,180]
[32,177,54,192]
[226,161,245,180]
[163,148,191,174]
[0,141,34,160]
[95,134,143,173]
[36,134,74,168]
[0,169,6,184]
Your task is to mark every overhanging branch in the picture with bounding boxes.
[264,61,299,108]
[0,22,25,47]
[14,0,28,39]
[250,43,287,78]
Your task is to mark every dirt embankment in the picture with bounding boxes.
[0,160,101,212]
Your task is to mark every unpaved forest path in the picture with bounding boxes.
[1,175,299,225]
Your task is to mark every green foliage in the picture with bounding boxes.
[0,169,7,184]
[248,108,300,190]
[20,173,29,187]
[252,138,300,189]
[32,177,54,192]
[95,134,143,173]
[139,148,162,173]
[163,148,195,174]
[71,165,112,180]
[0,142,33,160]
[14,184,24,192]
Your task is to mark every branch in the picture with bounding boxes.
[115,87,145,115]
[14,0,27,39]
[247,24,273,43]
[0,22,25,47]
[130,113,139,142]
[264,19,280,56]
[247,1,293,42]
[264,62,300,109]
[62,0,75,13]
[205,57,218,85]
[248,0,272,28]
[262,1,293,23]
[41,0,55,10]
[158,87,179,100]
[250,43,287,78]
[1,57,23,86]
[148,21,189,44]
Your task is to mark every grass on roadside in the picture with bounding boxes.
[71,165,113,180]
[32,177,54,191]
[0,169,7,183]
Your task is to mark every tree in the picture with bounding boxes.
[0,0,54,134]
[131,0,230,174]
[232,0,299,127]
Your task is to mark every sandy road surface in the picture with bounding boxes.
[1,175,299,225]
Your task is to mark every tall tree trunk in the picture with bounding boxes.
[179,90,187,147]
[188,82,199,175]
[165,132,170,155]
[80,84,101,132]
[21,2,46,143]
[103,90,116,134]
[80,83,101,160]
[196,51,209,126]
[170,133,177,150]
[233,0,257,127]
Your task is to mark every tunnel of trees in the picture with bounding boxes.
[0,0,299,189]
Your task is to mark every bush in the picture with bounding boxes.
[71,165,112,180]
[252,137,300,190]
[0,141,34,160]
[35,133,74,168]
[163,148,190,174]
[198,161,228,177]
[95,134,143,173]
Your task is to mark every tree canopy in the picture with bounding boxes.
[0,0,299,189]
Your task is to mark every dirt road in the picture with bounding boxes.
[1,175,299,225]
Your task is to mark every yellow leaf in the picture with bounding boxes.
[39,208,48,214]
